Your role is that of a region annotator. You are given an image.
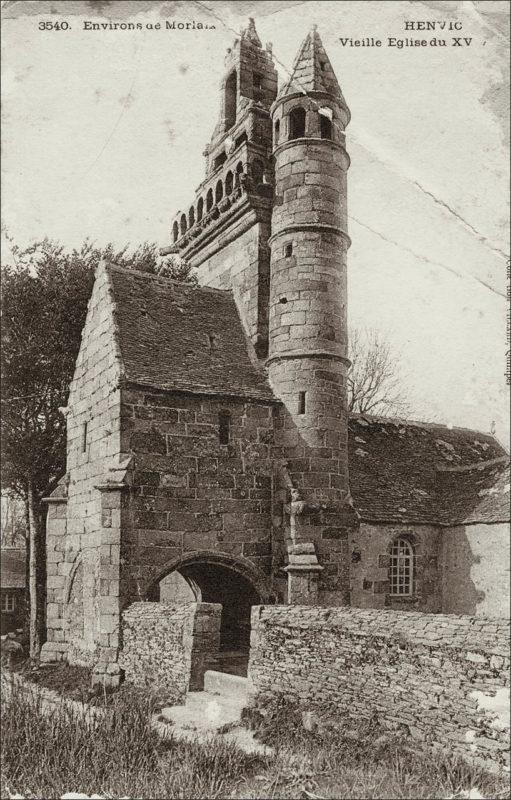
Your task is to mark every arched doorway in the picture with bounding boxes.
[146,552,270,675]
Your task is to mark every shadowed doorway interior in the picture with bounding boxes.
[150,561,262,675]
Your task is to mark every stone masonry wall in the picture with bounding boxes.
[248,606,510,773]
[191,220,271,356]
[119,387,276,602]
[350,523,442,613]
[119,602,221,700]
[44,262,123,665]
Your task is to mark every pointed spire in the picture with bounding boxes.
[279,27,345,101]
[242,17,261,47]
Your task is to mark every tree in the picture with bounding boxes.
[0,492,26,548]
[0,236,194,657]
[347,328,410,417]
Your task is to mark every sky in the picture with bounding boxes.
[2,0,510,445]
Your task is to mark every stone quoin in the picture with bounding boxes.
[40,19,509,689]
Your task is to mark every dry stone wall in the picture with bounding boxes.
[248,606,510,772]
[119,602,221,700]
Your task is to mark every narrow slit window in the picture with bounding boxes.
[219,411,230,444]
[224,70,237,131]
[298,392,306,415]
[274,119,280,145]
[81,421,88,453]
[285,243,293,258]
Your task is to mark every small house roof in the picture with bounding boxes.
[0,549,26,590]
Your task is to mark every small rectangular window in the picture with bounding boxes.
[81,421,88,453]
[298,392,306,415]
[2,593,15,612]
[285,243,293,258]
[219,411,230,444]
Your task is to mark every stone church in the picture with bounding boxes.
[41,21,510,674]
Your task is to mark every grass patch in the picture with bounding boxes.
[1,683,509,800]
[1,679,268,799]
[4,659,176,710]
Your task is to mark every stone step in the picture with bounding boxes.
[204,669,248,701]
[161,690,244,732]
[155,687,272,756]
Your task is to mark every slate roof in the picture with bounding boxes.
[278,27,346,103]
[107,265,276,402]
[0,549,26,590]
[348,415,510,526]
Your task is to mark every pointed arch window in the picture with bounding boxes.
[225,171,233,195]
[215,179,223,203]
[389,537,415,596]
[289,106,306,140]
[206,189,213,211]
[188,206,195,227]
[197,197,204,221]
[180,214,187,236]
[172,221,179,242]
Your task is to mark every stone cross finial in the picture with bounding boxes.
[243,17,262,46]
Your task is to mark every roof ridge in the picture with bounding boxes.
[103,262,232,297]
[436,456,510,474]
[349,412,502,440]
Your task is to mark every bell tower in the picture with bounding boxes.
[164,18,278,357]
[268,28,355,603]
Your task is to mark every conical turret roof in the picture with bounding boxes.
[278,26,345,102]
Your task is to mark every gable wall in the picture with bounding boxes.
[441,523,510,618]
[58,263,123,664]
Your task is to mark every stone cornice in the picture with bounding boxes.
[266,350,351,367]
[273,136,348,163]
[268,223,351,248]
